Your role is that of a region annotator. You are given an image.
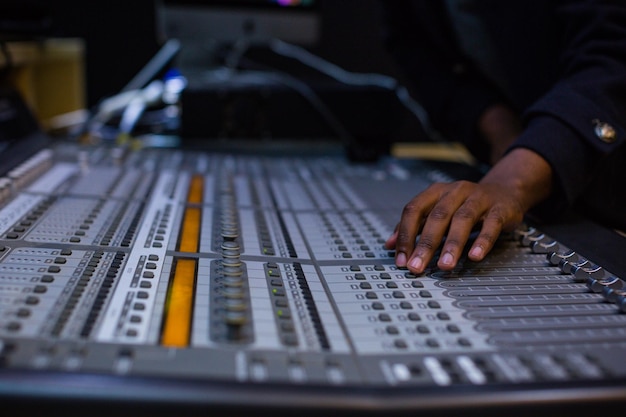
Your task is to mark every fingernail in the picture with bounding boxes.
[396,252,407,267]
[440,252,454,266]
[409,256,423,272]
[469,246,483,259]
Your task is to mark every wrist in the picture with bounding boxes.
[480,147,553,212]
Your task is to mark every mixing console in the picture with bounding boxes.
[0,141,625,415]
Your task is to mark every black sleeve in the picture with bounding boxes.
[510,0,626,223]
[381,0,626,226]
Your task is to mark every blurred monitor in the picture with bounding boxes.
[156,0,320,46]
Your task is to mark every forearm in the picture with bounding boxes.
[480,147,553,214]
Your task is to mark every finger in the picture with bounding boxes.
[384,224,399,250]
[467,205,509,262]
[393,185,443,268]
[407,183,470,273]
[385,225,410,266]
[438,196,485,270]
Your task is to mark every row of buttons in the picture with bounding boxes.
[150,204,172,248]
[334,264,474,351]
[117,253,158,338]
[6,149,54,190]
[265,262,298,346]
[80,252,126,337]
[318,212,387,259]
[3,197,55,240]
[1,249,72,333]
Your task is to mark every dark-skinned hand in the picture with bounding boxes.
[385,148,553,274]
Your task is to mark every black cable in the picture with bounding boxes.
[269,39,441,142]
[237,56,353,146]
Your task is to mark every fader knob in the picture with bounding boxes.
[222,286,245,299]
[221,241,240,251]
[572,264,605,283]
[548,249,581,267]
[221,227,239,241]
[522,232,550,248]
[560,258,589,275]
[515,226,538,244]
[587,275,624,293]
[224,298,247,312]
[613,290,626,312]
[223,266,243,277]
[222,258,242,268]
[225,311,247,326]
[532,239,559,254]
[222,275,244,287]
[601,286,626,303]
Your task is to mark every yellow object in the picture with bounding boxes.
[391,141,476,165]
[160,175,204,347]
[1,38,86,130]
[160,259,196,348]
[178,175,203,252]
[187,174,204,204]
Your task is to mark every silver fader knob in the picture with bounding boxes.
[222,286,245,299]
[224,298,248,312]
[517,228,542,247]
[532,239,560,254]
[572,263,605,283]
[560,257,589,275]
[222,255,242,265]
[601,286,626,304]
[221,241,240,251]
[223,266,243,277]
[225,310,247,326]
[616,291,626,313]
[221,227,239,241]
[514,226,537,242]
[587,275,624,293]
[548,249,581,267]
[522,232,552,248]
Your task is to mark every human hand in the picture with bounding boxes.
[385,148,553,274]
[385,181,525,273]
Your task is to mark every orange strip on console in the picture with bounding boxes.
[160,175,204,347]
[187,174,204,204]
[160,258,196,347]
[179,174,203,253]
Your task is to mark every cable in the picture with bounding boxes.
[237,55,354,143]
[121,38,180,92]
[224,36,252,71]
[200,62,354,145]
[269,38,438,141]
[74,39,181,142]
[118,79,165,138]
[244,69,353,145]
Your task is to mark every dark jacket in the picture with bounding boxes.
[380,0,626,230]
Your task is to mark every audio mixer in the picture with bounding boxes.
[0,140,625,416]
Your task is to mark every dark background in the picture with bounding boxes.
[0,0,404,108]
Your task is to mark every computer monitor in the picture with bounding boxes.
[156,0,320,47]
